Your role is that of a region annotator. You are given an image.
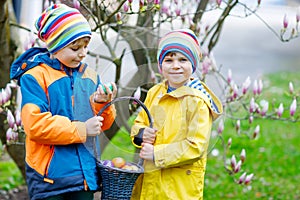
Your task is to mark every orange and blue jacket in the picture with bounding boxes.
[10,47,116,200]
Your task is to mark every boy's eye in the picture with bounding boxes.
[70,46,79,51]
[180,57,188,62]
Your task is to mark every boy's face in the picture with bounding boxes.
[52,37,90,68]
[161,52,193,88]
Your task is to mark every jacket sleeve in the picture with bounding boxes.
[20,74,86,145]
[154,99,213,168]
[130,93,152,148]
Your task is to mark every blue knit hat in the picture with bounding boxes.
[157,29,202,73]
[35,4,92,53]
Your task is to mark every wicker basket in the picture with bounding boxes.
[95,96,153,200]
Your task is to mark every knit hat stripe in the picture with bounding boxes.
[42,12,76,40]
[46,17,87,45]
[159,44,197,70]
[157,29,201,73]
[48,24,91,52]
[35,4,92,53]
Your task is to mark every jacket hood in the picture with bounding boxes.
[162,78,223,121]
[10,47,62,84]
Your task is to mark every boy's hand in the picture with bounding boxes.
[142,127,157,144]
[140,143,154,161]
[85,116,103,136]
[94,82,117,103]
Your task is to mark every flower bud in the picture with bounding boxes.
[244,173,254,185]
[253,80,258,95]
[277,103,284,118]
[73,0,80,10]
[216,0,222,6]
[123,3,129,12]
[290,99,297,117]
[217,119,224,135]
[227,137,232,148]
[253,125,260,139]
[7,109,15,129]
[238,172,247,184]
[240,149,246,163]
[249,98,255,113]
[257,79,263,95]
[231,155,237,170]
[261,100,269,117]
[234,160,242,173]
[236,120,240,134]
[289,82,294,94]
[242,76,251,95]
[283,14,288,29]
[227,69,232,84]
[249,115,254,124]
[15,110,22,126]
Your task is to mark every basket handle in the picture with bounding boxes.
[95,96,153,166]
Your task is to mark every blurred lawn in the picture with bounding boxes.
[204,71,300,199]
[1,71,299,199]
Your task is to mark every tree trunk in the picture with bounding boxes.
[0,0,26,179]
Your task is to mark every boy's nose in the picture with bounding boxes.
[171,60,180,69]
[78,49,87,57]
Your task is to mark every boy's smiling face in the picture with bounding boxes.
[52,37,90,68]
[161,52,193,88]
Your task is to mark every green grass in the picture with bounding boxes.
[0,160,25,190]
[1,71,299,199]
[204,71,300,199]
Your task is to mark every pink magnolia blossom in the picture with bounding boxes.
[240,149,246,163]
[289,82,294,94]
[232,83,238,99]
[283,14,288,29]
[73,0,80,10]
[242,76,251,95]
[175,7,181,16]
[6,128,18,143]
[290,99,297,117]
[123,3,129,12]
[249,115,254,124]
[253,80,258,95]
[249,98,255,113]
[15,110,22,126]
[7,109,15,129]
[231,155,237,169]
[236,120,240,134]
[253,125,260,139]
[234,160,242,173]
[227,137,232,147]
[154,0,160,5]
[277,103,284,118]
[244,173,254,185]
[261,100,269,117]
[216,0,222,6]
[217,119,224,134]
[257,79,263,95]
[238,172,247,184]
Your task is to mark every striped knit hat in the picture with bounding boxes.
[35,4,92,53]
[157,29,201,73]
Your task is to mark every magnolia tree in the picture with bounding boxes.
[0,0,299,185]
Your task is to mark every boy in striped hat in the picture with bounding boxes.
[131,29,223,200]
[10,4,117,200]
